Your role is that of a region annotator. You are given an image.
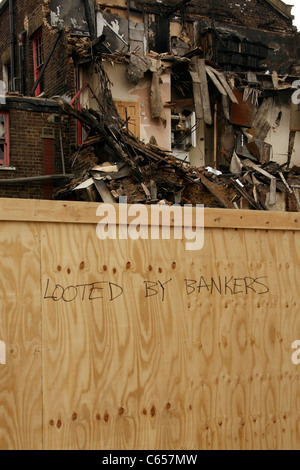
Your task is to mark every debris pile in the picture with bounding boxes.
[53,58,300,211]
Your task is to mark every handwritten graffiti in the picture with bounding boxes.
[44,278,124,303]
[43,274,270,307]
[144,279,173,302]
[185,276,269,296]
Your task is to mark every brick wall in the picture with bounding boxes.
[0,103,75,200]
[0,0,78,200]
[42,26,76,99]
[135,0,295,32]
[0,0,297,97]
[0,0,76,98]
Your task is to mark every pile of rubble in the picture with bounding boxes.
[53,59,300,212]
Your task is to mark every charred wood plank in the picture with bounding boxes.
[197,59,212,125]
[208,67,239,104]
[189,65,204,120]
[231,178,264,210]
[206,66,227,96]
[242,159,277,206]
[57,99,138,172]
[196,174,236,209]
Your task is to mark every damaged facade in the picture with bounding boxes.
[0,0,300,209]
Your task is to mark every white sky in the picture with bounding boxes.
[284,1,300,30]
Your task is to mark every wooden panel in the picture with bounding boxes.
[0,198,299,231]
[115,101,140,139]
[40,220,300,450]
[0,200,300,449]
[0,222,42,450]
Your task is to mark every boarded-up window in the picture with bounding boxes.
[115,101,140,139]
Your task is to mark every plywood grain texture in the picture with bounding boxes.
[0,222,42,450]
[0,199,300,450]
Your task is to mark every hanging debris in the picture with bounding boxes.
[52,57,300,212]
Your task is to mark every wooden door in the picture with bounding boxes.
[115,101,140,139]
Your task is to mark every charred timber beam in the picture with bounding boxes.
[57,98,139,174]
[164,0,192,17]
[82,0,96,40]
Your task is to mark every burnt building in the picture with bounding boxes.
[0,0,299,209]
[0,0,77,198]
[75,0,300,169]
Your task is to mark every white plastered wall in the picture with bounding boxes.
[264,95,291,164]
[80,61,172,150]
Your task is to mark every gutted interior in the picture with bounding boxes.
[0,0,299,211]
